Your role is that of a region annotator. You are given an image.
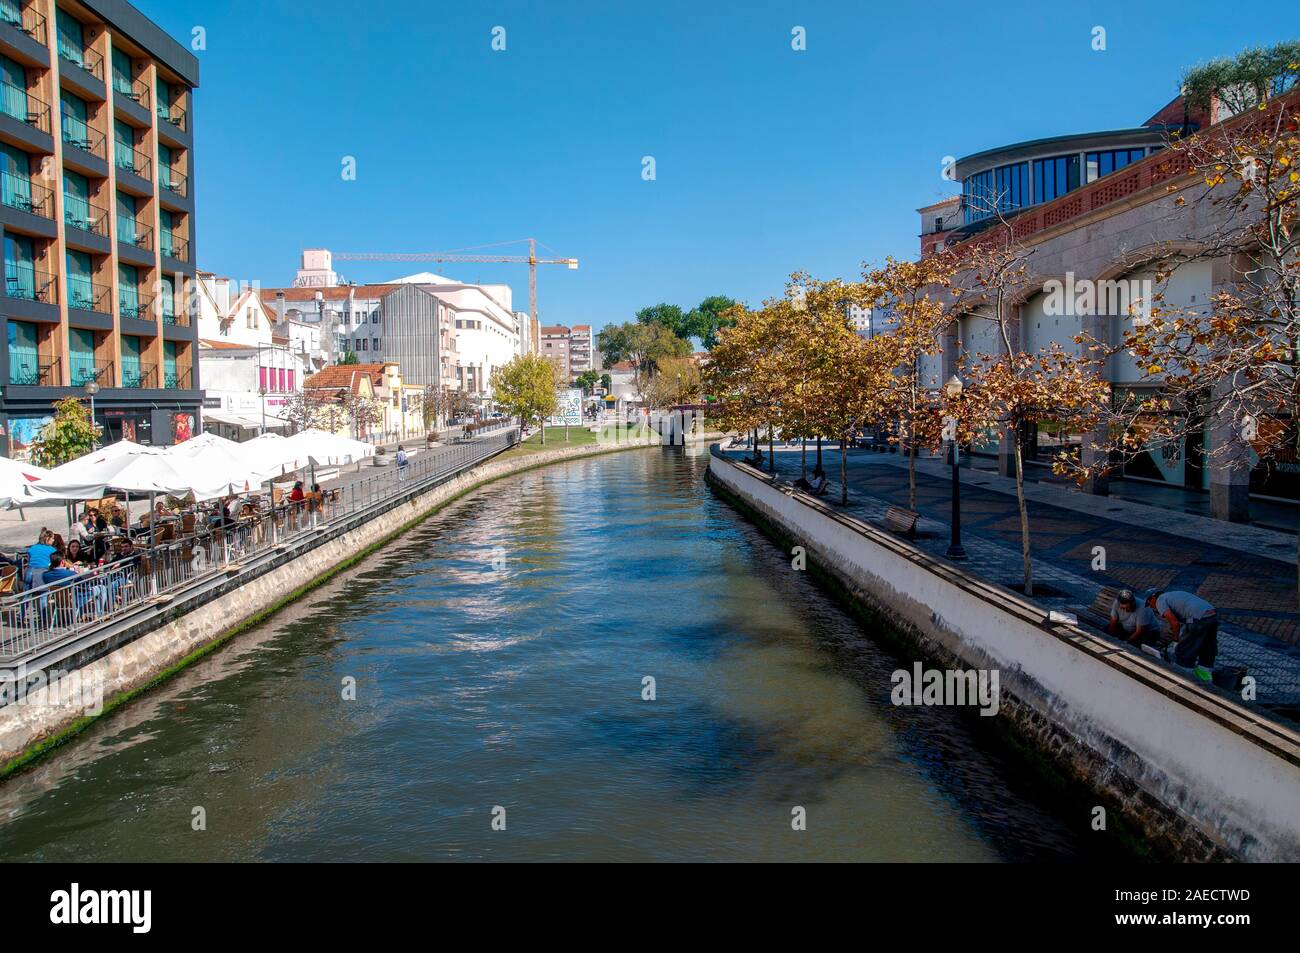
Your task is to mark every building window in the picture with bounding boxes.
[372,337,380,352]
[1085,148,1147,183]
[358,339,367,351]
[1033,154,1081,204]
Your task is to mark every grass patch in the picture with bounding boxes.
[497,424,657,460]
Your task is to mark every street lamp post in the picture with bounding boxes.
[943,374,966,560]
[84,380,100,450]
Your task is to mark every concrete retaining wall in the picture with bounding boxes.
[0,439,655,771]
[707,449,1300,861]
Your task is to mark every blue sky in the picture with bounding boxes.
[141,0,1290,333]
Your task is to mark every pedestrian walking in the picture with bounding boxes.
[396,445,409,483]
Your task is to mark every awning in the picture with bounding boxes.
[205,410,290,430]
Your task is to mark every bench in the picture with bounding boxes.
[1077,586,1121,630]
[882,505,920,539]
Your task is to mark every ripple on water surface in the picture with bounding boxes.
[0,448,1105,861]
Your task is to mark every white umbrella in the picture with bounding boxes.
[236,432,312,475]
[32,450,233,501]
[0,456,50,508]
[284,429,376,466]
[165,432,280,491]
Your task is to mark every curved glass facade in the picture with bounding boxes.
[961,139,1161,224]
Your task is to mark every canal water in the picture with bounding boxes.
[0,448,1106,861]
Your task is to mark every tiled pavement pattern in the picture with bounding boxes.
[725,448,1300,721]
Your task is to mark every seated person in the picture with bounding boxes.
[794,466,828,495]
[65,539,94,567]
[73,509,98,545]
[289,481,306,503]
[1145,589,1219,681]
[1107,589,1162,646]
[41,554,80,588]
[24,529,58,589]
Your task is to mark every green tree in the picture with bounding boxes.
[491,354,562,445]
[1182,42,1300,115]
[29,396,100,467]
[574,370,600,394]
[635,303,689,340]
[687,295,738,349]
[338,350,359,366]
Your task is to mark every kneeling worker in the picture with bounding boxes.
[1144,588,1218,683]
[1107,588,1162,647]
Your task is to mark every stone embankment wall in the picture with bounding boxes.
[707,449,1300,861]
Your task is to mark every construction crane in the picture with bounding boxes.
[334,238,578,327]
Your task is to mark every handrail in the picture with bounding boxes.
[0,171,53,218]
[0,430,517,662]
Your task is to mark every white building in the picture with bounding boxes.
[195,272,308,438]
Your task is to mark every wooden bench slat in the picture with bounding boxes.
[882,505,920,538]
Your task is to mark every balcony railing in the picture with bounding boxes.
[121,360,156,389]
[156,101,185,132]
[0,172,53,218]
[66,277,109,313]
[113,140,150,178]
[116,217,152,250]
[160,233,189,262]
[60,114,106,159]
[0,2,46,44]
[3,265,56,303]
[159,167,186,197]
[63,196,110,236]
[58,45,102,81]
[162,303,188,326]
[68,355,111,387]
[0,81,50,133]
[118,290,151,320]
[7,353,57,386]
[163,365,190,389]
[111,73,149,108]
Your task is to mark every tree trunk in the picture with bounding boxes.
[816,436,823,470]
[540,417,546,445]
[768,424,775,474]
[1014,435,1033,596]
[801,438,806,477]
[908,439,917,511]
[840,437,848,505]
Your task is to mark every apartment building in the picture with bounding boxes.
[569,324,593,376]
[0,0,200,455]
[540,325,570,379]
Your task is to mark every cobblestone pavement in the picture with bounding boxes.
[727,447,1300,722]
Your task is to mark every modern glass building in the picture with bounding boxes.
[0,0,199,456]
[953,127,1178,229]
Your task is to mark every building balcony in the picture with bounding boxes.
[68,354,111,388]
[0,172,53,219]
[67,277,110,314]
[61,115,104,154]
[0,80,49,134]
[120,360,156,389]
[160,233,189,263]
[7,352,56,386]
[163,365,191,389]
[0,2,48,63]
[111,73,149,110]
[63,196,110,237]
[118,290,151,320]
[159,167,186,197]
[113,140,150,180]
[156,101,185,134]
[116,216,152,249]
[58,43,102,80]
[161,304,188,327]
[3,264,56,304]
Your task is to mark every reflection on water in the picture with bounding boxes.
[0,447,1106,861]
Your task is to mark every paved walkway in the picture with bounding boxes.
[728,447,1300,721]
